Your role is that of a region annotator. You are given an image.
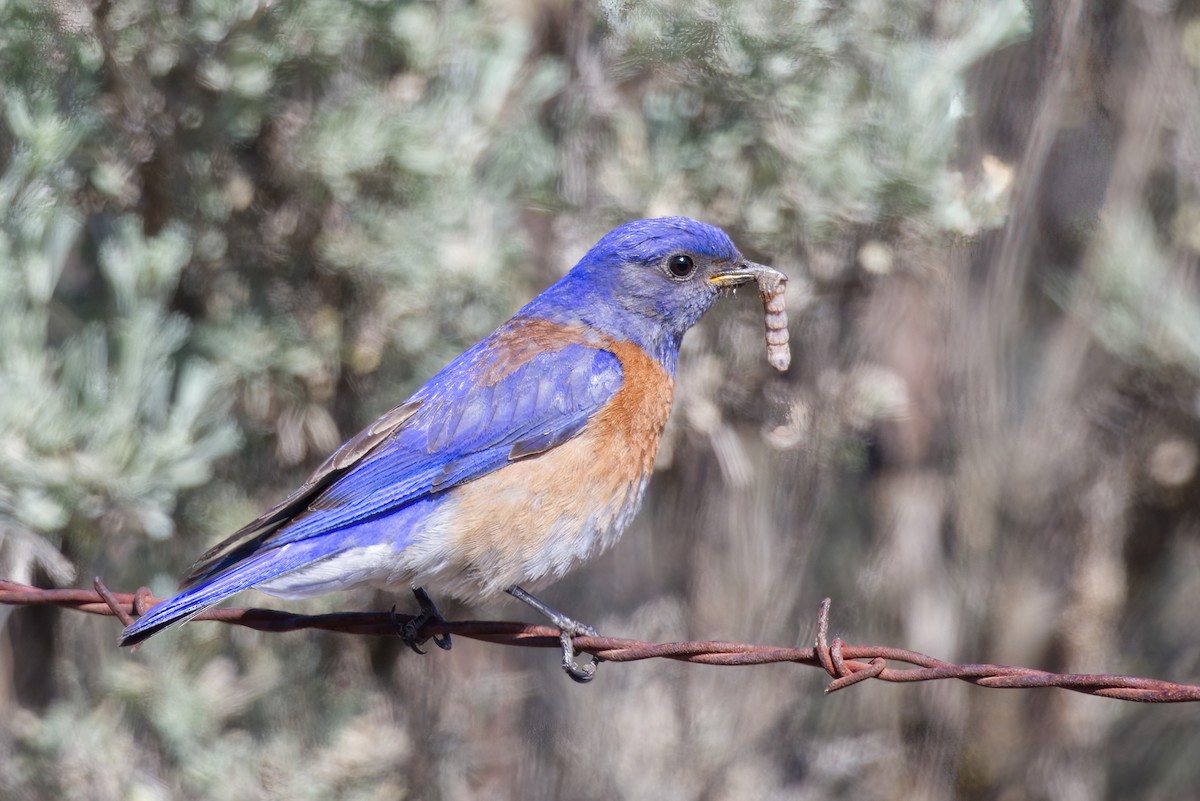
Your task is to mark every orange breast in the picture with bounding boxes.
[587,340,674,482]
[435,339,674,595]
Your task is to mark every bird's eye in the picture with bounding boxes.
[667,254,696,279]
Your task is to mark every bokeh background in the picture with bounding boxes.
[3,0,1200,799]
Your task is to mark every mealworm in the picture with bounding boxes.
[756,268,790,371]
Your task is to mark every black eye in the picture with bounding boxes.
[667,253,695,278]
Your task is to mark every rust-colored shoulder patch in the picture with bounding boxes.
[477,318,604,386]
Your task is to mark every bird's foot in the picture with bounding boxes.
[506,585,600,684]
[396,587,452,654]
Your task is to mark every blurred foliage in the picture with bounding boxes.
[3,0,1200,800]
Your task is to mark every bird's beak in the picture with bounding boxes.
[709,260,776,289]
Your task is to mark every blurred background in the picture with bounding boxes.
[2,0,1200,798]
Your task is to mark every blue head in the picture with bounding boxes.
[524,217,769,372]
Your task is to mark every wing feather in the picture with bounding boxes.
[180,399,423,587]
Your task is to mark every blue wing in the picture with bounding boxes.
[120,326,623,645]
[266,342,621,545]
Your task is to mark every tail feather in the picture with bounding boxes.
[119,550,298,646]
[121,513,411,647]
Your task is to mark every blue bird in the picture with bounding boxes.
[120,217,783,681]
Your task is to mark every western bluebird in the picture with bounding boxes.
[120,217,785,681]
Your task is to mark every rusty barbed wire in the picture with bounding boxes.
[2,578,1198,702]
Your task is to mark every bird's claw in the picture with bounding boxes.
[505,585,601,683]
[396,587,452,654]
[559,628,599,684]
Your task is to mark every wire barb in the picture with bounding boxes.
[2,579,1197,702]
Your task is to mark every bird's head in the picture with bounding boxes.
[542,217,773,370]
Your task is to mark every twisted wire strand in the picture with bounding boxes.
[2,579,1197,702]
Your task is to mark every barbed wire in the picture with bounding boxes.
[2,578,1198,702]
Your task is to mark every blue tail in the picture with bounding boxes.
[120,492,431,646]
[119,550,296,646]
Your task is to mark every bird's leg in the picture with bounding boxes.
[396,587,453,654]
[506,585,600,683]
